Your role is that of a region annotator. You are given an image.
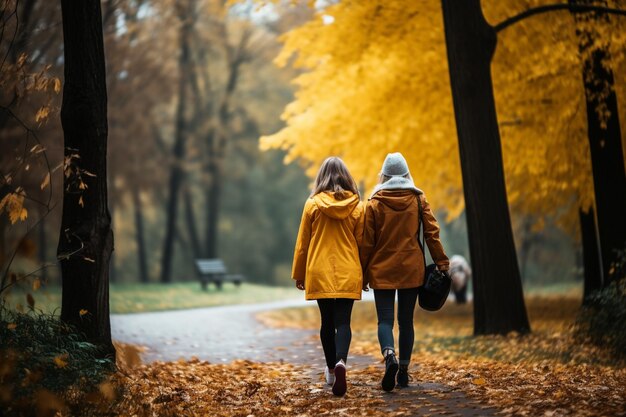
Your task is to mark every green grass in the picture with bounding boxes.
[2,280,583,315]
[523,280,583,297]
[1,282,299,314]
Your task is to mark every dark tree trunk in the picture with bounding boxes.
[570,0,626,285]
[132,187,149,284]
[441,0,530,335]
[38,206,47,282]
[580,207,602,304]
[58,0,114,357]
[203,43,246,258]
[203,186,213,258]
[205,166,221,258]
[183,187,201,260]
[160,3,193,283]
[109,255,117,283]
[108,205,116,284]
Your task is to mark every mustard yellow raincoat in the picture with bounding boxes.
[292,191,364,300]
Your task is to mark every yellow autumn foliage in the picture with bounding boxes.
[261,0,462,217]
[0,189,28,224]
[260,0,626,233]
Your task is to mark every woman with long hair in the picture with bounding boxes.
[292,156,364,396]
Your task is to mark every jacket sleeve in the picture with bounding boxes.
[420,194,450,271]
[359,201,377,283]
[292,199,313,281]
[353,201,365,247]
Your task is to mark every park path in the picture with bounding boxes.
[111,294,497,417]
[111,297,318,363]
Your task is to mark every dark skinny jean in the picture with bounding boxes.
[374,287,419,366]
[316,298,354,369]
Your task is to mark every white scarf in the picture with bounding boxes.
[370,176,423,198]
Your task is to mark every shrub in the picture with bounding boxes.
[575,248,626,359]
[0,304,115,414]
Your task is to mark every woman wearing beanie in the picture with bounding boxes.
[360,152,449,392]
[292,156,364,396]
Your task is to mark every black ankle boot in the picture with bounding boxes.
[397,365,409,387]
[382,353,398,392]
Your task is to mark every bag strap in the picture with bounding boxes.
[416,194,427,266]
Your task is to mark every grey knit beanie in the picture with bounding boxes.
[381,152,409,177]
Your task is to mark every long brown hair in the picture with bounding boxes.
[311,156,359,198]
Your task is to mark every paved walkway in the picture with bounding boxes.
[111,297,317,363]
[111,295,497,416]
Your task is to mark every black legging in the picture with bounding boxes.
[316,298,354,369]
[374,287,419,365]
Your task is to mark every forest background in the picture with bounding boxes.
[1,0,625,294]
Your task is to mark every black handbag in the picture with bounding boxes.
[416,195,451,311]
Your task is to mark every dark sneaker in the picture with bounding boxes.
[397,366,409,387]
[332,360,347,396]
[382,353,398,392]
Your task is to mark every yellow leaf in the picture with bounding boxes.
[17,53,27,67]
[472,377,486,386]
[79,309,88,316]
[53,354,69,369]
[40,173,50,190]
[2,192,28,224]
[32,278,41,291]
[53,78,62,94]
[17,208,27,222]
[35,106,50,123]
[78,196,84,207]
[7,323,17,330]
[99,382,116,400]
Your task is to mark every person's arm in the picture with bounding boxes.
[420,194,450,271]
[359,201,377,287]
[292,199,313,287]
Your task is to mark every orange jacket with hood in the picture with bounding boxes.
[292,191,364,300]
[360,190,449,290]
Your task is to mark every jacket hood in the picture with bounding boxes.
[313,191,360,220]
[371,190,418,211]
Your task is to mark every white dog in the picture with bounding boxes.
[449,255,471,303]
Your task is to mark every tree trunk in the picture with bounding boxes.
[203,42,246,258]
[205,164,221,258]
[580,207,602,304]
[203,186,213,258]
[441,0,530,335]
[38,206,47,282]
[58,0,114,357]
[160,3,193,283]
[183,187,201,260]
[570,0,626,285]
[108,205,116,284]
[132,187,149,284]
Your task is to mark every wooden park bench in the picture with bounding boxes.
[195,258,245,290]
